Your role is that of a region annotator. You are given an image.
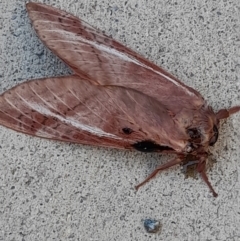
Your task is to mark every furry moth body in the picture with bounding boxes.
[0,3,239,197]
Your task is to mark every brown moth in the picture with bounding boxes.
[0,3,239,197]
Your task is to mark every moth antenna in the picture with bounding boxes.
[197,158,218,197]
[228,106,240,115]
[216,106,240,119]
[135,157,183,190]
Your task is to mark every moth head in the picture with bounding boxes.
[186,107,220,151]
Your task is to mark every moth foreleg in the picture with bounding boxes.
[135,156,183,190]
[197,157,218,197]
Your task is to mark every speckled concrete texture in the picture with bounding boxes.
[0,0,239,240]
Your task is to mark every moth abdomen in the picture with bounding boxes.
[132,140,173,153]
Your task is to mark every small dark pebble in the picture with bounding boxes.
[143,219,161,233]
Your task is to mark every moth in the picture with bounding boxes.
[0,3,239,197]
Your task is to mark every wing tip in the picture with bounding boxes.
[26,2,42,12]
[26,2,55,14]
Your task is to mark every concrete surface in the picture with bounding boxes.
[0,0,239,240]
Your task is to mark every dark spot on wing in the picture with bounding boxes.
[122,127,133,134]
[132,140,173,153]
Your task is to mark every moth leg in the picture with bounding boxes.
[197,158,218,197]
[135,157,183,190]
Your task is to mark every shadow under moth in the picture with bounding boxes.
[0,2,239,197]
